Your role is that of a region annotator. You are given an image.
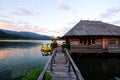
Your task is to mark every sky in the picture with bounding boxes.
[0,0,120,37]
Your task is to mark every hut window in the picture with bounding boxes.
[88,38,91,45]
[80,38,82,44]
[109,39,116,45]
[84,38,87,45]
[92,38,95,44]
[96,39,102,45]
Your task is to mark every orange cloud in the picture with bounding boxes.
[0,21,29,32]
[0,21,14,30]
[0,21,69,37]
[0,21,47,35]
[31,27,45,33]
[46,27,68,37]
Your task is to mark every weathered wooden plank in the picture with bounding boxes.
[38,47,84,80]
[65,49,84,80]
[49,47,76,80]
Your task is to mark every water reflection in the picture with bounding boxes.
[0,41,41,49]
[41,52,51,56]
[0,50,8,59]
[72,55,120,80]
[0,40,51,80]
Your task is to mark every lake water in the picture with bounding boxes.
[0,40,64,80]
[72,55,120,80]
[0,40,120,80]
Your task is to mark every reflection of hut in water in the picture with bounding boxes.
[63,20,120,53]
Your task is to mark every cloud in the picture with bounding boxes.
[0,21,30,31]
[57,0,71,11]
[0,20,46,34]
[31,27,46,34]
[0,7,10,18]
[0,20,13,23]
[12,6,34,16]
[0,20,27,31]
[43,26,69,37]
[0,14,9,18]
[0,21,15,30]
[0,7,5,11]
[100,7,120,18]
[0,20,71,37]
[99,6,120,26]
[58,3,71,11]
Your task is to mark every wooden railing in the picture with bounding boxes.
[37,48,56,80]
[37,47,84,80]
[65,49,84,80]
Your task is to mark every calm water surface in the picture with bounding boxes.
[0,40,120,80]
[72,55,120,80]
[0,40,63,80]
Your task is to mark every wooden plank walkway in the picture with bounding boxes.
[47,47,76,80]
[38,46,84,80]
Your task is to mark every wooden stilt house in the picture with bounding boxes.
[63,20,120,53]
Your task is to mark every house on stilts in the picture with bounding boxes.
[63,20,120,53]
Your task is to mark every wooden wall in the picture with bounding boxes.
[66,37,120,53]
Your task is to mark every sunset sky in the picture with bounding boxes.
[0,0,120,37]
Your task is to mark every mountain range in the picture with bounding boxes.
[0,29,52,40]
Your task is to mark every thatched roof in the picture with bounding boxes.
[64,20,120,37]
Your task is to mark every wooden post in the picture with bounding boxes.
[76,75,79,80]
[50,59,53,71]
[116,38,119,45]
[64,51,68,63]
[53,54,55,63]
[102,37,108,52]
[68,60,71,72]
[65,55,68,63]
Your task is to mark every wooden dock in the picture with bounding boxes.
[38,47,84,80]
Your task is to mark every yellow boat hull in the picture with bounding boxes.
[41,46,52,52]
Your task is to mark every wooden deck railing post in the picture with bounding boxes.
[76,75,79,80]
[37,48,56,80]
[50,58,53,71]
[66,55,68,63]
[38,48,84,80]
[68,60,71,72]
[64,51,68,63]
[65,48,84,80]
